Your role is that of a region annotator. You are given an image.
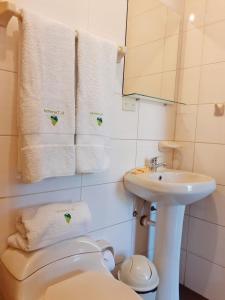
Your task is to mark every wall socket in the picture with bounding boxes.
[122,97,136,112]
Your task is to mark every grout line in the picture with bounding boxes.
[175,140,225,146]
[127,32,179,51]
[126,69,177,80]
[189,214,225,230]
[127,3,162,20]
[187,250,225,271]
[88,219,134,235]
[0,185,81,200]
[0,134,17,137]
[0,180,126,200]
[183,17,225,33]
[180,59,225,71]
[0,68,17,74]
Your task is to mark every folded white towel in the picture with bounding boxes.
[18,10,76,182]
[76,31,117,173]
[8,202,91,251]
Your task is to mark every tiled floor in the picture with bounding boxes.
[180,285,208,300]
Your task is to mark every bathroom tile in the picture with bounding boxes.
[81,182,134,232]
[88,0,127,45]
[188,217,225,268]
[138,101,176,140]
[131,217,149,256]
[178,67,201,105]
[199,62,225,104]
[161,71,176,101]
[196,104,225,144]
[136,140,162,167]
[136,140,173,172]
[185,253,225,300]
[123,73,162,100]
[125,39,164,78]
[205,0,225,25]
[183,0,206,31]
[0,187,81,254]
[110,94,138,140]
[128,0,161,18]
[0,70,17,135]
[194,143,225,186]
[203,20,225,64]
[126,6,166,48]
[180,250,187,284]
[0,136,81,198]
[175,105,198,142]
[0,18,18,72]
[82,139,136,186]
[166,8,181,37]
[163,35,179,72]
[182,215,189,250]
[173,142,195,171]
[90,220,133,264]
[181,28,204,68]
[190,185,225,227]
[16,0,89,29]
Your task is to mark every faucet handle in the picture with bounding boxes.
[151,156,159,164]
[145,156,159,167]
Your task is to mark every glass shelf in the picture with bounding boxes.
[123,93,186,105]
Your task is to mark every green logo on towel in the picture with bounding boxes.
[64,213,72,224]
[50,115,58,126]
[97,117,103,126]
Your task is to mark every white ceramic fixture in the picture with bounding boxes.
[0,236,141,300]
[124,168,216,300]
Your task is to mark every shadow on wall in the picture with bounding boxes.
[132,198,152,256]
[0,21,19,67]
[185,192,219,295]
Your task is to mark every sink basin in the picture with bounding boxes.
[124,168,216,300]
[124,168,216,205]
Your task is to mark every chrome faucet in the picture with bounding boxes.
[146,156,167,172]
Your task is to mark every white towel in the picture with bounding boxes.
[18,10,76,183]
[76,31,117,173]
[8,202,91,251]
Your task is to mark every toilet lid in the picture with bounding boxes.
[44,271,141,300]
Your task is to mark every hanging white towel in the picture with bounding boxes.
[76,31,117,173]
[8,202,91,251]
[18,10,76,183]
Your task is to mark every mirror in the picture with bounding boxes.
[123,0,182,103]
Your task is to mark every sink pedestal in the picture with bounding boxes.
[153,202,185,300]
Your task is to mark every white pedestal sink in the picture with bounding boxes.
[124,168,216,300]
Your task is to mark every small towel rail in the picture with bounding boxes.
[0,0,127,63]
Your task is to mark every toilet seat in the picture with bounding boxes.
[44,271,141,300]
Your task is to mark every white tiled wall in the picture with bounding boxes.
[174,0,225,298]
[0,0,176,279]
[123,0,180,101]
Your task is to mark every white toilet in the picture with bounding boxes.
[0,236,141,300]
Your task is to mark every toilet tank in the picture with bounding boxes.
[0,236,110,300]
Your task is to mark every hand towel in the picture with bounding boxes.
[18,10,76,183]
[76,31,117,173]
[8,202,91,251]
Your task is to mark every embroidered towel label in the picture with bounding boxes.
[50,115,58,126]
[64,213,72,224]
[44,109,64,126]
[90,112,103,127]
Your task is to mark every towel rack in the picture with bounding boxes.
[0,0,127,63]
